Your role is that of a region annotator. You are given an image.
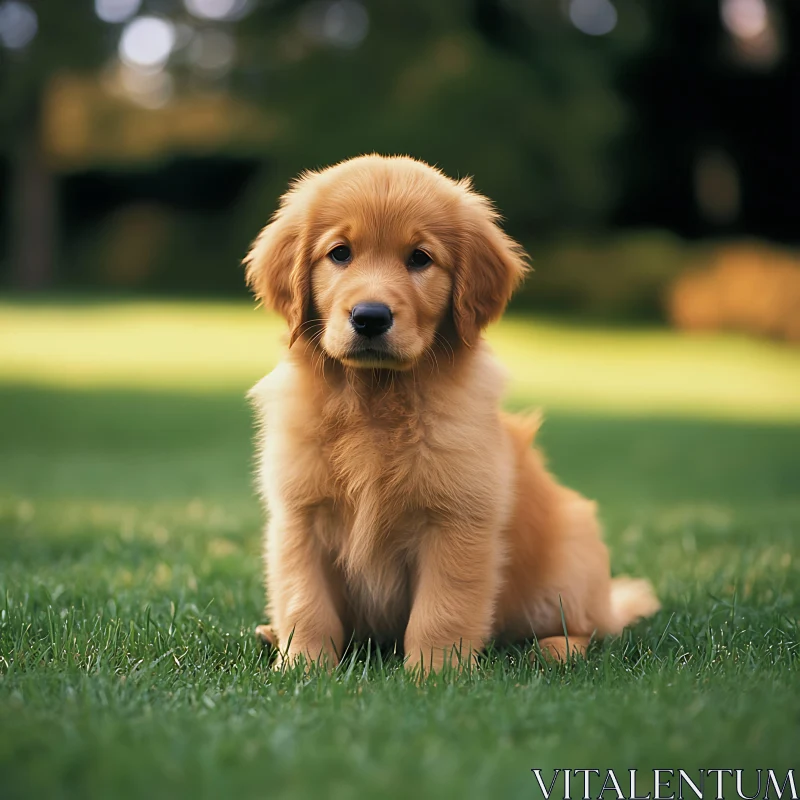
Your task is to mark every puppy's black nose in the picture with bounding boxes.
[350,303,393,338]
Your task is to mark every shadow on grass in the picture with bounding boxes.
[1,380,798,504]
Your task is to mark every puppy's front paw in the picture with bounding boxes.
[271,642,340,673]
[532,635,590,664]
[404,642,475,677]
[255,624,277,649]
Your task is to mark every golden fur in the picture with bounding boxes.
[246,154,659,673]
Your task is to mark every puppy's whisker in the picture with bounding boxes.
[295,317,324,335]
[434,330,454,359]
[315,344,333,393]
[422,349,433,377]
[302,327,327,386]
[424,344,440,377]
[301,330,323,360]
[433,331,455,368]
[292,319,325,352]
[303,332,326,373]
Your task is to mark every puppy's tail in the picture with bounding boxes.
[501,409,543,452]
[608,576,660,634]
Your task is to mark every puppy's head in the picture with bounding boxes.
[245,155,528,369]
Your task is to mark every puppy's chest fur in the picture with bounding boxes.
[323,386,435,506]
[320,388,438,535]
[311,381,469,634]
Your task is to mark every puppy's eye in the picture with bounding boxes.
[408,249,432,270]
[329,245,352,265]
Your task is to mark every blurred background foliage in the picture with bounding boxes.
[1,0,798,338]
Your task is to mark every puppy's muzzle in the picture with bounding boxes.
[350,303,393,338]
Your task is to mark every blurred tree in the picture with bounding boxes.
[0,1,107,287]
[0,0,647,293]
[231,0,642,240]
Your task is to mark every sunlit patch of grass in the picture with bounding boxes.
[1,299,799,419]
[0,300,283,391]
[493,315,800,420]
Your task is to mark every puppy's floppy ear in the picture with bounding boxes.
[244,181,313,346]
[452,187,530,346]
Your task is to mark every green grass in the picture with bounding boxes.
[1,301,799,799]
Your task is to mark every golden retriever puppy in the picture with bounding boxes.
[246,154,659,673]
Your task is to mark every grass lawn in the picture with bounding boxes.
[1,300,799,799]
